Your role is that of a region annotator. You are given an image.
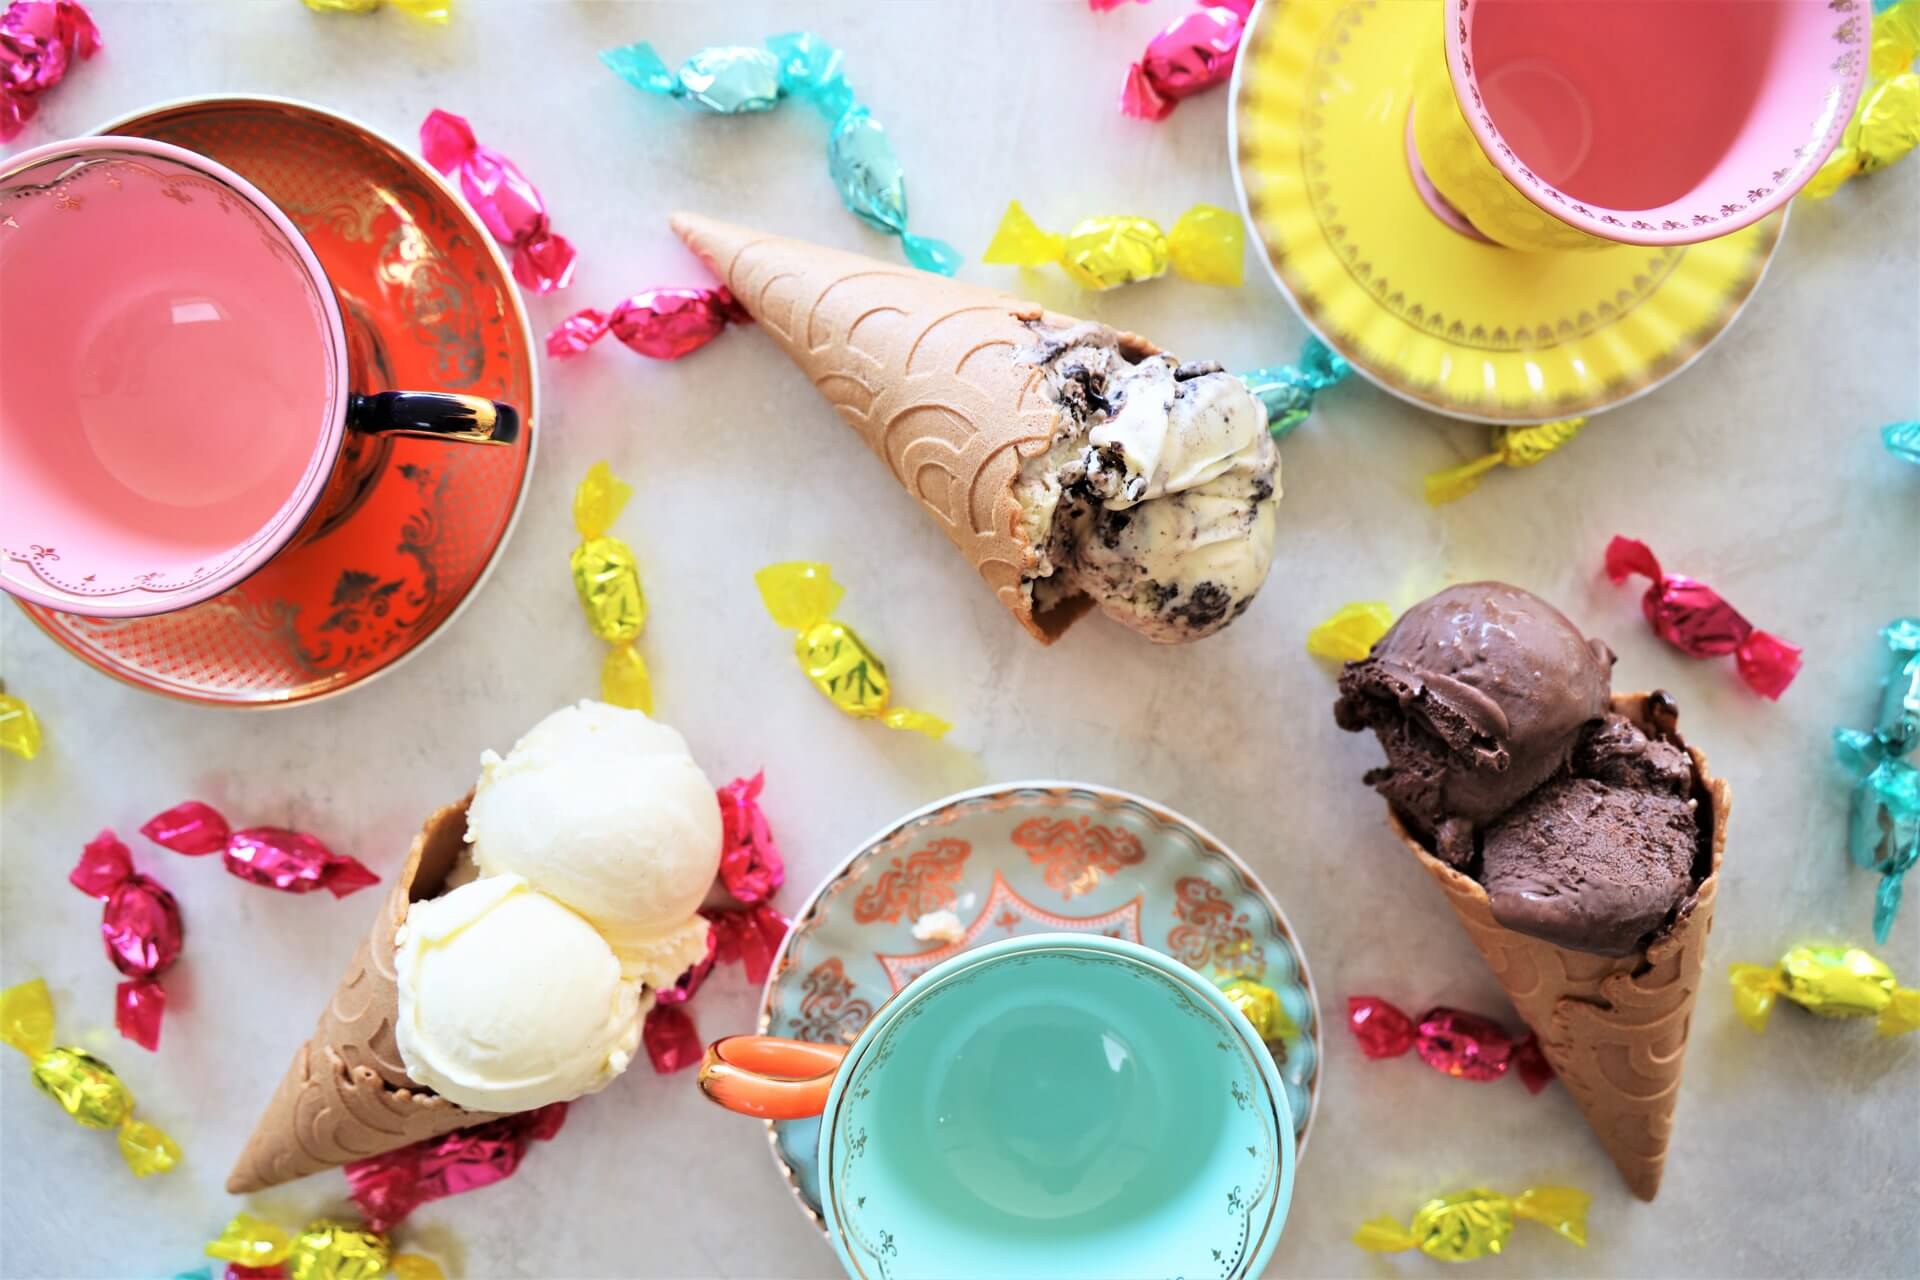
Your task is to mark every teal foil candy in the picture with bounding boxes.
[603,32,957,274]
[1241,338,1353,438]
[1835,618,1920,943]
[1884,420,1920,465]
[601,41,782,113]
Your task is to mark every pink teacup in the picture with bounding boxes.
[1409,0,1870,250]
[0,136,521,618]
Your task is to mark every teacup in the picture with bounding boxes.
[0,136,522,617]
[1409,0,1868,250]
[700,933,1294,1280]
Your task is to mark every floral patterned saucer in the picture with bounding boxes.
[757,782,1322,1231]
[13,96,536,705]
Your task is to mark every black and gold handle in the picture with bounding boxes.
[346,391,521,446]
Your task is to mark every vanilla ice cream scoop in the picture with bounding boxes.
[394,874,643,1113]
[465,701,721,987]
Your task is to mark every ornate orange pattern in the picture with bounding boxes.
[1011,815,1149,899]
[850,837,969,924]
[786,958,875,1045]
[1167,877,1266,979]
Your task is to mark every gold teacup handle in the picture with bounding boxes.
[697,1035,849,1120]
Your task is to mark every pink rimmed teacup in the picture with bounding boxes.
[1408,0,1870,250]
[0,136,522,618]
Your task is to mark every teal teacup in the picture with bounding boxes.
[700,933,1294,1279]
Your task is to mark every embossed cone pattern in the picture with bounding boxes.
[227,796,498,1192]
[1392,695,1730,1202]
[670,213,1159,644]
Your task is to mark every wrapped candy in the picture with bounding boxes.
[754,562,949,738]
[717,772,785,905]
[1835,618,1920,941]
[0,689,40,758]
[69,831,181,1050]
[0,0,99,142]
[209,1216,390,1280]
[389,1258,444,1280]
[1885,419,1920,464]
[1603,536,1803,699]
[301,0,448,20]
[1240,337,1352,438]
[602,33,956,272]
[547,287,747,361]
[1220,979,1300,1041]
[1425,419,1586,505]
[1355,1186,1589,1261]
[1306,601,1393,662]
[1804,0,1919,196]
[604,33,958,273]
[419,110,574,294]
[345,1103,567,1231]
[570,462,653,714]
[1118,2,1252,121]
[0,978,182,1176]
[982,200,1243,290]
[1728,945,1920,1035]
[141,802,378,897]
[1348,996,1553,1093]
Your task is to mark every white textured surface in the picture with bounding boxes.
[2,3,1917,1278]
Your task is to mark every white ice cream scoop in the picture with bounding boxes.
[394,874,644,1113]
[466,701,722,987]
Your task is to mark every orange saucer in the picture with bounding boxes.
[16,97,537,705]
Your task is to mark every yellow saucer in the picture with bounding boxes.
[1230,0,1784,423]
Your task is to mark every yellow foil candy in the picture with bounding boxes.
[3,979,185,1176]
[207,1213,294,1268]
[982,199,1242,290]
[1872,0,1920,79]
[1855,72,1920,172]
[754,562,949,738]
[1355,1186,1589,1262]
[0,692,41,759]
[1805,2,1919,196]
[1425,419,1586,505]
[302,0,450,21]
[287,1220,391,1280]
[390,1255,446,1280]
[1306,601,1394,661]
[570,462,653,714]
[1728,945,1920,1035]
[1220,979,1299,1041]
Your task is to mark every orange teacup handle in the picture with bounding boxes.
[697,1035,849,1120]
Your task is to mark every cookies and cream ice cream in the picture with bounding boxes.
[466,700,721,987]
[1015,321,1279,643]
[1335,583,1708,955]
[394,874,643,1112]
[391,701,721,1113]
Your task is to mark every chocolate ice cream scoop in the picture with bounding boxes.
[1334,582,1615,859]
[1481,776,1701,956]
[1574,712,1693,797]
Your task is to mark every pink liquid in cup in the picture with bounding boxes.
[1,141,340,611]
[1463,0,1855,226]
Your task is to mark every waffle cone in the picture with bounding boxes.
[226,796,498,1193]
[1391,694,1730,1201]
[672,213,1158,644]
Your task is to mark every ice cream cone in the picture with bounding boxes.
[1390,694,1730,1202]
[671,212,1158,644]
[227,797,498,1193]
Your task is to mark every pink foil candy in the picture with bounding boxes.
[141,802,379,898]
[419,108,576,294]
[69,830,181,1051]
[709,903,790,985]
[0,1,101,142]
[1603,536,1803,699]
[345,1102,568,1231]
[1347,996,1552,1093]
[1120,2,1250,121]
[547,287,747,361]
[717,772,785,905]
[642,1003,703,1074]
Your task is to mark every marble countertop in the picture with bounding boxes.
[3,3,1916,1277]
